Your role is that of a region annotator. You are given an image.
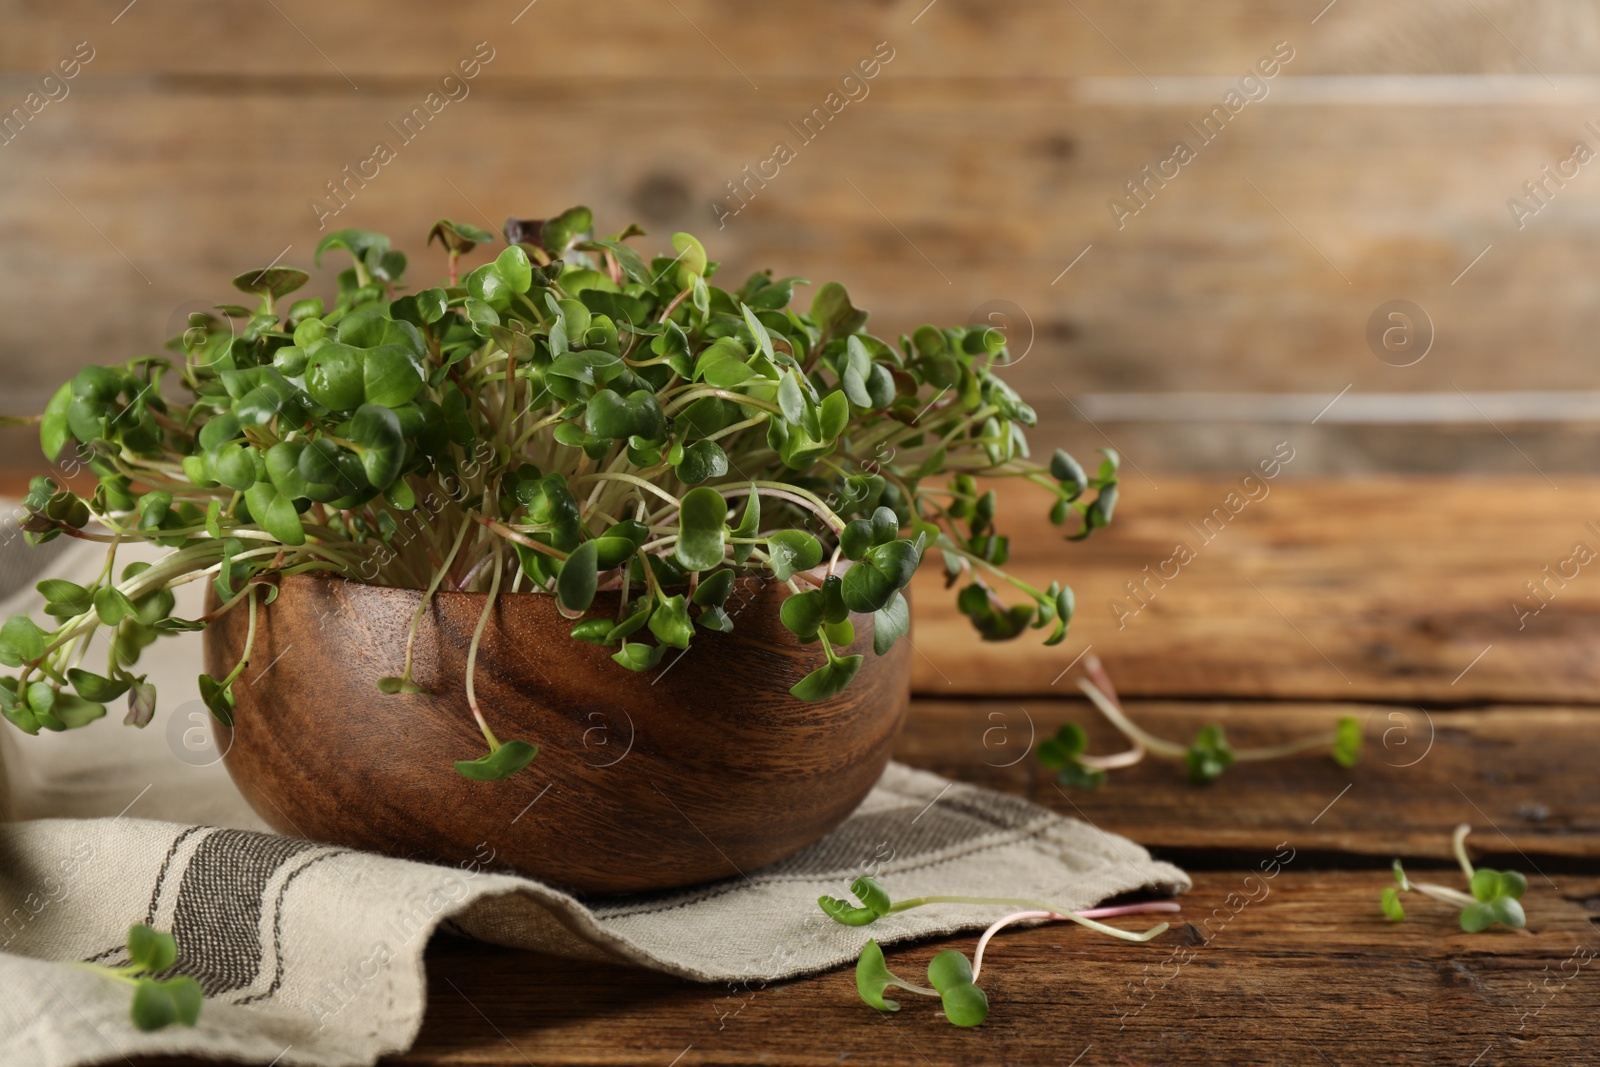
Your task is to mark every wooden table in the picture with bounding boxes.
[109,477,1597,1065]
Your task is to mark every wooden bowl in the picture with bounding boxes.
[204,572,910,894]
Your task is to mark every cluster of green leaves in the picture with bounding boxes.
[1382,827,1528,933]
[1034,722,1107,789]
[1185,724,1237,784]
[6,206,1112,780]
[74,924,204,1031]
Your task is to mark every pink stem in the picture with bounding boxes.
[1078,901,1182,920]
[971,901,1181,982]
[1084,652,1120,704]
[1077,652,1146,768]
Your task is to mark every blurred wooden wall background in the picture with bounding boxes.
[3,0,1599,473]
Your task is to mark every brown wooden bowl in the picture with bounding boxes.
[204,572,910,894]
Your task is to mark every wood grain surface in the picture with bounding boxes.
[5,1,1600,473]
[387,870,1600,1067]
[909,476,1600,703]
[86,475,1594,1066]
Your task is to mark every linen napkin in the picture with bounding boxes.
[0,535,1189,1067]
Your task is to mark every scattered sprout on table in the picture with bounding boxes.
[1036,654,1363,788]
[1381,824,1528,933]
[822,875,1179,1026]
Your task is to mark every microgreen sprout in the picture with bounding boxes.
[3,207,1115,782]
[74,923,204,1031]
[1381,824,1528,933]
[825,876,1179,1026]
[1036,654,1363,788]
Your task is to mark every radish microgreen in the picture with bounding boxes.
[75,923,205,1032]
[1381,824,1528,933]
[1037,654,1363,788]
[4,207,1114,781]
[824,876,1179,1026]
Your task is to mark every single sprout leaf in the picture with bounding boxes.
[1185,723,1235,784]
[926,949,989,1027]
[791,654,863,701]
[197,673,235,728]
[780,589,825,643]
[840,519,874,561]
[676,439,728,484]
[557,541,600,614]
[612,640,668,672]
[1470,868,1502,903]
[648,594,694,649]
[1055,761,1108,791]
[818,876,892,926]
[454,740,540,781]
[232,266,310,301]
[871,590,910,656]
[428,218,495,254]
[693,569,736,607]
[94,587,138,626]
[1036,723,1106,790]
[125,680,157,728]
[68,668,129,702]
[127,922,178,973]
[131,978,199,1032]
[840,540,919,614]
[671,232,707,285]
[41,382,73,461]
[1392,858,1410,890]
[1332,715,1363,768]
[1035,722,1088,767]
[1050,448,1088,496]
[766,530,823,581]
[675,487,728,571]
[854,940,935,1013]
[1380,886,1406,922]
[1459,902,1497,933]
[0,616,46,667]
[1490,897,1527,928]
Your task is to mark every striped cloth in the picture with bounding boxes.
[0,535,1188,1067]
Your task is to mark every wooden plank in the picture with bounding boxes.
[908,477,1600,703]
[3,86,1600,427]
[897,700,1600,863]
[7,0,1599,78]
[368,870,1599,1067]
[2,0,1293,77]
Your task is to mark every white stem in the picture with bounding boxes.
[970,902,1181,981]
[1413,881,1476,908]
[1452,823,1475,881]
[1079,678,1178,758]
[1080,747,1146,771]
